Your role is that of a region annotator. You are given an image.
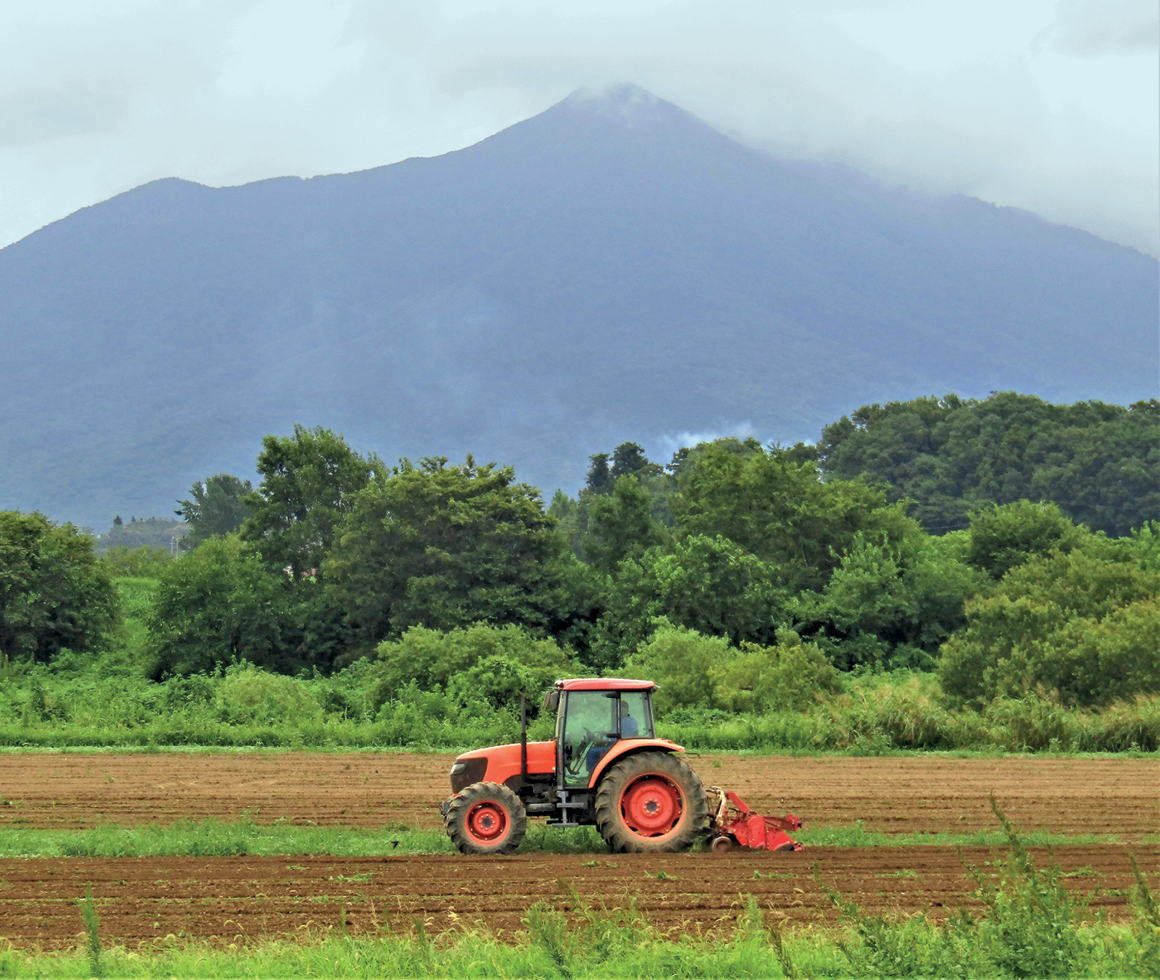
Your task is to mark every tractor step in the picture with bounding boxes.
[547,789,587,828]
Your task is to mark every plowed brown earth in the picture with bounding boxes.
[1,752,1156,837]
[0,753,1157,950]
[1,846,1156,950]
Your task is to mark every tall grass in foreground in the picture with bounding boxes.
[809,796,1160,978]
[3,840,1158,979]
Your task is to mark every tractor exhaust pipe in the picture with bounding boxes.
[520,692,528,780]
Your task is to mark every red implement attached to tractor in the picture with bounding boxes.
[439,678,803,855]
[707,788,804,852]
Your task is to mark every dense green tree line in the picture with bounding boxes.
[816,392,1159,535]
[2,393,1157,718]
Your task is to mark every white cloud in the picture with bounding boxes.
[655,423,759,461]
[1035,0,1159,57]
[0,0,1156,254]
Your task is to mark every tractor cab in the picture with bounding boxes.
[545,678,657,789]
[440,676,706,855]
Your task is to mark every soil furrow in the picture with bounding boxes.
[1,846,1155,949]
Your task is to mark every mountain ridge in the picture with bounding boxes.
[1,85,1156,530]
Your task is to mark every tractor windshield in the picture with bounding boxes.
[560,690,655,787]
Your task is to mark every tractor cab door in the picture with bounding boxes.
[557,690,655,788]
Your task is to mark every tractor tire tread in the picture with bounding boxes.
[594,751,708,853]
[444,781,527,855]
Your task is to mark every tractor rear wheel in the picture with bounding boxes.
[594,751,708,853]
[445,781,527,855]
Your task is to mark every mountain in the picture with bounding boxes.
[1,84,1157,531]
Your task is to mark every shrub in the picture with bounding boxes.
[1131,520,1160,571]
[624,624,730,714]
[940,547,1160,707]
[790,530,984,670]
[0,510,118,663]
[600,535,785,656]
[368,623,576,712]
[627,623,844,717]
[325,458,579,646]
[967,499,1084,579]
[982,692,1085,751]
[215,664,323,726]
[710,629,845,713]
[146,535,296,678]
[372,680,538,749]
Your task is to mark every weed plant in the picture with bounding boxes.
[807,796,1160,978]
[79,883,102,978]
[1127,852,1160,977]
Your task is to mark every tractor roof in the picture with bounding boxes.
[555,678,657,691]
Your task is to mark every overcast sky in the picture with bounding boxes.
[2,0,1157,255]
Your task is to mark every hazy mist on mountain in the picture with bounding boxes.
[1,85,1156,531]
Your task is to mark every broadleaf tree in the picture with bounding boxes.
[0,511,118,662]
[176,474,254,548]
[241,425,378,579]
[326,457,584,648]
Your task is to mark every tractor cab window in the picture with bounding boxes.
[617,691,653,739]
[560,690,655,787]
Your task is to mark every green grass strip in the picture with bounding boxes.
[0,819,1142,859]
[0,820,614,859]
[795,823,1147,847]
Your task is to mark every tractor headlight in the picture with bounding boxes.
[449,757,486,793]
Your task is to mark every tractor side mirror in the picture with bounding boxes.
[542,689,560,713]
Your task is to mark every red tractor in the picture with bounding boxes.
[439,678,803,855]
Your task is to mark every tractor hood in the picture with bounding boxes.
[449,740,555,793]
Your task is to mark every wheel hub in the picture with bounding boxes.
[466,801,508,843]
[620,775,683,837]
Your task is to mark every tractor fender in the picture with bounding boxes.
[587,738,686,789]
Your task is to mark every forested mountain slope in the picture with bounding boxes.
[1,84,1156,529]
[817,394,1160,535]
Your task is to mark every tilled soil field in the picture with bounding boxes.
[2,845,1156,950]
[0,753,1156,949]
[1,752,1156,838]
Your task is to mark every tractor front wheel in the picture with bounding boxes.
[594,751,708,853]
[445,781,527,855]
